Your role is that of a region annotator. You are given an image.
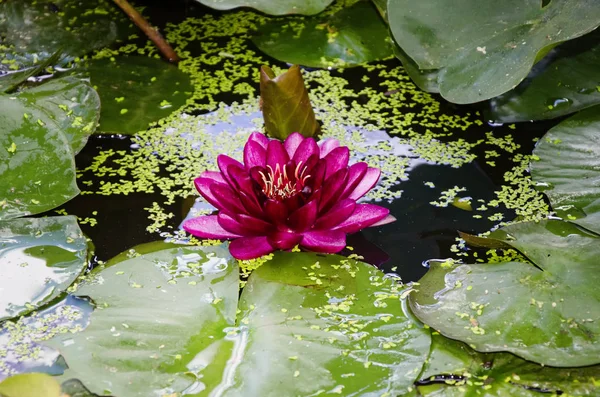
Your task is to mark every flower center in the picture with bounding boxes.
[259,162,310,201]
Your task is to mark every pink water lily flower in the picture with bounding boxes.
[183,132,395,260]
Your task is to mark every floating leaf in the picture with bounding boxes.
[409,220,600,367]
[0,0,134,59]
[222,251,431,396]
[17,76,100,154]
[260,65,320,139]
[60,379,102,397]
[0,95,78,220]
[530,105,600,234]
[252,1,392,69]
[387,0,600,103]
[416,335,600,396]
[48,242,239,396]
[196,0,334,15]
[0,373,62,397]
[392,42,439,94]
[0,216,88,322]
[489,30,600,123]
[0,50,62,93]
[85,56,193,135]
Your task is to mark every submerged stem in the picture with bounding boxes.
[112,0,180,63]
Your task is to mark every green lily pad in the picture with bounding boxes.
[224,251,431,396]
[252,1,393,69]
[0,95,78,220]
[392,38,439,94]
[85,56,193,135]
[260,65,320,139]
[489,30,600,123]
[0,373,62,397]
[60,379,102,397]
[416,335,600,396]
[0,216,88,322]
[530,105,600,234]
[409,220,600,367]
[0,0,134,59]
[0,51,62,93]
[49,242,240,396]
[387,0,600,103]
[197,0,334,15]
[50,246,430,395]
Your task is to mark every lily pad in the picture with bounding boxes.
[223,251,431,396]
[49,242,240,396]
[50,245,430,395]
[0,51,62,93]
[0,0,134,59]
[387,0,600,103]
[530,105,600,234]
[85,56,193,135]
[392,38,439,94]
[409,220,600,367]
[0,216,88,322]
[252,1,393,69]
[0,373,62,397]
[489,30,600,123]
[416,335,600,396]
[196,0,334,16]
[0,94,79,220]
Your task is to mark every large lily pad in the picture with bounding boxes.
[409,220,600,367]
[252,1,392,69]
[49,242,240,396]
[530,106,600,234]
[489,30,600,123]
[85,56,193,135]
[223,251,431,396]
[0,51,62,93]
[50,245,430,395]
[416,335,600,396]
[196,0,334,16]
[0,216,88,322]
[0,373,62,397]
[387,0,600,103]
[0,0,134,59]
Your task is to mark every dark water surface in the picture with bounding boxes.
[54,0,561,282]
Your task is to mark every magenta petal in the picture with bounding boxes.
[227,165,255,197]
[183,215,241,239]
[301,230,346,253]
[288,199,318,232]
[218,213,271,235]
[318,168,348,213]
[323,146,350,179]
[319,138,340,158]
[264,199,288,225]
[284,132,305,158]
[198,170,226,184]
[239,191,264,218]
[293,137,319,165]
[195,178,232,214]
[340,162,368,199]
[370,214,396,227]
[268,230,302,250]
[210,183,247,215]
[248,131,269,149]
[314,199,356,230]
[266,140,290,170]
[347,167,381,200]
[229,236,275,260]
[244,140,266,169]
[334,204,389,234]
[237,214,273,234]
[217,154,244,187]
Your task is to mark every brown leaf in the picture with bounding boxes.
[259,65,320,140]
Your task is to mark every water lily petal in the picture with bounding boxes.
[248,131,269,149]
[198,170,226,184]
[217,154,244,187]
[218,213,271,235]
[314,199,356,230]
[194,178,232,214]
[229,236,275,260]
[183,215,241,239]
[323,146,350,178]
[301,230,346,253]
[293,136,319,165]
[264,199,288,225]
[334,204,390,234]
[319,138,340,157]
[266,139,290,170]
[244,140,266,169]
[318,168,348,213]
[239,191,264,218]
[347,167,381,200]
[210,183,247,215]
[237,214,274,234]
[227,165,255,197]
[268,230,302,250]
[288,199,318,232]
[284,132,305,158]
[370,214,396,227]
[340,162,368,199]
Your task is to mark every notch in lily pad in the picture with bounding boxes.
[260,65,320,140]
